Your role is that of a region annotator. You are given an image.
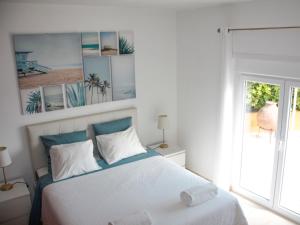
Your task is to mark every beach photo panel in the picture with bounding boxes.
[111,55,136,101]
[100,32,118,56]
[119,31,135,55]
[20,87,42,114]
[43,85,64,112]
[81,32,100,56]
[83,56,112,105]
[13,33,84,85]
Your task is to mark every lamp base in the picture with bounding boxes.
[159,143,169,149]
[0,183,13,191]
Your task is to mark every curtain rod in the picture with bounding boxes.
[227,26,300,32]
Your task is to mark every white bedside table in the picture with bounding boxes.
[149,144,186,167]
[0,178,31,225]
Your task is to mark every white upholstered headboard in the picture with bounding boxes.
[26,107,138,171]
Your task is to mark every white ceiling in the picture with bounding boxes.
[0,0,255,10]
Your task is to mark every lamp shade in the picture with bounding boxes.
[158,115,169,130]
[0,147,12,168]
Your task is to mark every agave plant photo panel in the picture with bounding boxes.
[43,85,65,112]
[100,32,118,56]
[83,56,112,105]
[119,31,135,55]
[66,82,86,108]
[81,32,100,56]
[111,55,136,101]
[20,87,42,114]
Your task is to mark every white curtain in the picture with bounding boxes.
[214,28,235,190]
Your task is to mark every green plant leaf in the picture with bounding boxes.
[119,36,134,54]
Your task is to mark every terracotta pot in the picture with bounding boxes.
[257,101,278,131]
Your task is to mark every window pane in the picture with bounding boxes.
[240,81,280,200]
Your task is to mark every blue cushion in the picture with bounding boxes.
[92,117,132,136]
[40,130,87,173]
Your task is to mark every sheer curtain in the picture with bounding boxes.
[214,28,235,190]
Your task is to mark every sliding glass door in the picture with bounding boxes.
[239,79,282,202]
[276,82,300,221]
[235,76,300,223]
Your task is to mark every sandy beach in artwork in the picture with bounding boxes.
[18,68,84,89]
[101,49,118,55]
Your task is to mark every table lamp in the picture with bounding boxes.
[158,115,169,148]
[0,146,13,191]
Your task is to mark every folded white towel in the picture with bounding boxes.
[180,183,218,207]
[108,211,152,225]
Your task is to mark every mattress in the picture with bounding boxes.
[41,156,248,225]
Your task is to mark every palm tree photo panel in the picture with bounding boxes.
[83,56,112,105]
[12,30,136,115]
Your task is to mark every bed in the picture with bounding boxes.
[27,107,248,225]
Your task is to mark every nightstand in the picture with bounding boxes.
[0,178,31,225]
[149,144,186,167]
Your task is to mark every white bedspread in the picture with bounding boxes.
[42,156,248,225]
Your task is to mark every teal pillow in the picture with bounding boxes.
[40,130,87,174]
[92,117,132,136]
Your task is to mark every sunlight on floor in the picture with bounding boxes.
[233,193,298,225]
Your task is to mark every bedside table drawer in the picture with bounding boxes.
[0,196,31,223]
[167,153,185,167]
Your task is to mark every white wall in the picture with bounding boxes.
[177,0,300,182]
[177,6,229,180]
[0,2,177,190]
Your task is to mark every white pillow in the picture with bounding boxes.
[96,126,146,164]
[50,139,101,181]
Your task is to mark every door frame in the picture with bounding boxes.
[273,80,300,224]
[231,73,286,209]
[232,73,300,224]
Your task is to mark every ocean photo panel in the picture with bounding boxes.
[43,85,64,112]
[111,55,136,101]
[12,31,135,115]
[81,32,100,56]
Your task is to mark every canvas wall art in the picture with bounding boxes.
[13,30,136,115]
[100,32,118,56]
[83,56,112,105]
[119,31,135,55]
[20,88,42,114]
[111,55,136,100]
[66,82,86,108]
[43,85,64,112]
[81,32,100,56]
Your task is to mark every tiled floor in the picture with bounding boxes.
[235,194,298,225]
